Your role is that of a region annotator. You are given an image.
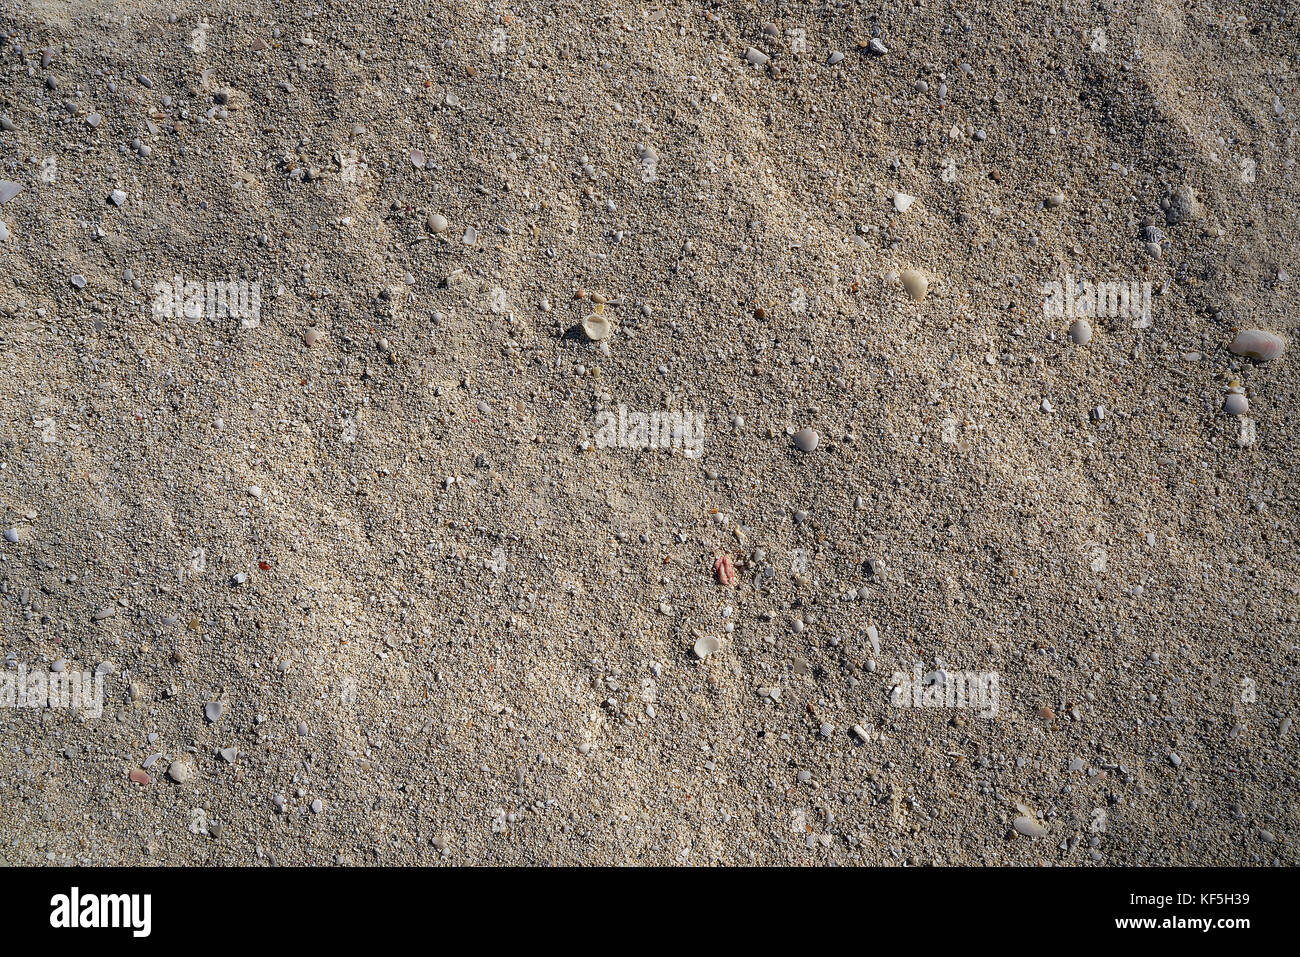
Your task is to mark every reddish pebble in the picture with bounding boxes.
[129,769,151,785]
[714,555,737,586]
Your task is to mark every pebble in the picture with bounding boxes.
[0,181,22,204]
[204,701,223,722]
[70,274,86,289]
[219,747,238,763]
[0,221,8,242]
[167,757,195,784]
[893,192,916,213]
[50,658,65,673]
[900,269,929,301]
[1224,393,1248,416]
[129,769,151,786]
[744,47,770,67]
[1068,319,1092,345]
[868,38,888,55]
[1168,751,1182,766]
[93,607,116,621]
[828,51,844,65]
[1013,816,1046,837]
[109,189,126,206]
[85,113,102,128]
[303,327,323,347]
[1229,330,1285,362]
[310,799,323,814]
[850,724,870,743]
[2,528,16,543]
[792,427,819,452]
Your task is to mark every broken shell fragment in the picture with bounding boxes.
[901,269,929,301]
[693,635,721,659]
[1229,330,1285,362]
[581,312,611,341]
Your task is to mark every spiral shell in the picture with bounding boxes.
[1229,330,1285,362]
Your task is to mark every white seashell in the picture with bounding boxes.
[427,212,448,233]
[1224,393,1248,416]
[409,149,426,168]
[893,192,915,213]
[1013,816,1046,838]
[901,269,928,301]
[693,635,720,659]
[0,181,21,204]
[1068,319,1092,345]
[581,312,611,341]
[1229,330,1285,362]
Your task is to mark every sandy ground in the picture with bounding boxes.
[0,1,1296,865]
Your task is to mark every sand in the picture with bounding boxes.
[0,1,1296,865]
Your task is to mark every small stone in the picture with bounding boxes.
[303,327,323,346]
[167,757,195,783]
[0,181,21,204]
[204,701,223,722]
[93,607,116,621]
[85,112,102,128]
[310,798,323,814]
[850,724,870,743]
[1044,191,1065,208]
[744,47,770,67]
[0,221,8,242]
[828,51,844,65]
[219,747,238,763]
[109,189,126,206]
[792,427,820,452]
[1068,319,1092,345]
[2,528,17,543]
[1168,751,1182,766]
[70,274,86,289]
[50,658,66,673]
[868,37,888,55]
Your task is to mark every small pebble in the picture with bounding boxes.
[1224,393,1248,416]
[205,701,223,722]
[792,427,819,452]
[1068,319,1092,345]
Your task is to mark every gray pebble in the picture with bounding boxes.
[204,701,223,722]
[2,528,17,543]
[792,427,820,452]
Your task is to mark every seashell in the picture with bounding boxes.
[581,312,611,341]
[0,180,22,204]
[1013,816,1046,838]
[893,192,915,213]
[1044,191,1065,208]
[792,427,819,452]
[693,635,721,659]
[0,220,8,242]
[1140,225,1165,244]
[901,269,928,301]
[426,212,448,233]
[1223,392,1248,416]
[409,149,426,168]
[1229,330,1285,362]
[1068,318,1092,345]
[713,555,737,586]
